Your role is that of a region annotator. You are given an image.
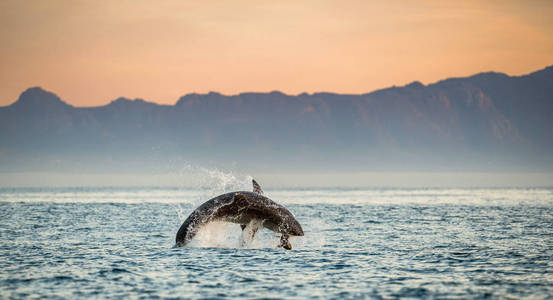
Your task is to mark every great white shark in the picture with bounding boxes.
[176,180,304,249]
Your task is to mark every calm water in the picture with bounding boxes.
[1,186,552,299]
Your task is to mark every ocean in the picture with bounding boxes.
[1,185,552,299]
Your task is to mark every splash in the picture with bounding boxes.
[171,164,253,223]
[185,222,283,249]
[175,164,252,202]
[173,204,188,224]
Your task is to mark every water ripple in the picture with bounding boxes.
[0,188,552,298]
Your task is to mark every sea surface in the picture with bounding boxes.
[1,184,553,299]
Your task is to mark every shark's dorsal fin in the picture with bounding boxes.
[252,179,264,195]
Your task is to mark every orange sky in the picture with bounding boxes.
[1,0,552,107]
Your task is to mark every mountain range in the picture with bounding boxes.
[1,65,552,173]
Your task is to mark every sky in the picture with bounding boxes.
[1,0,553,107]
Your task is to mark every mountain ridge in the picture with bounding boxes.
[5,65,552,108]
[1,65,552,173]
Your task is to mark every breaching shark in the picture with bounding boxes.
[176,179,304,249]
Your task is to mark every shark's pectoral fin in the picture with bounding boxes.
[239,219,263,247]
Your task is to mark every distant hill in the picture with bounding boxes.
[1,66,552,173]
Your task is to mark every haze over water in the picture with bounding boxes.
[1,173,552,298]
